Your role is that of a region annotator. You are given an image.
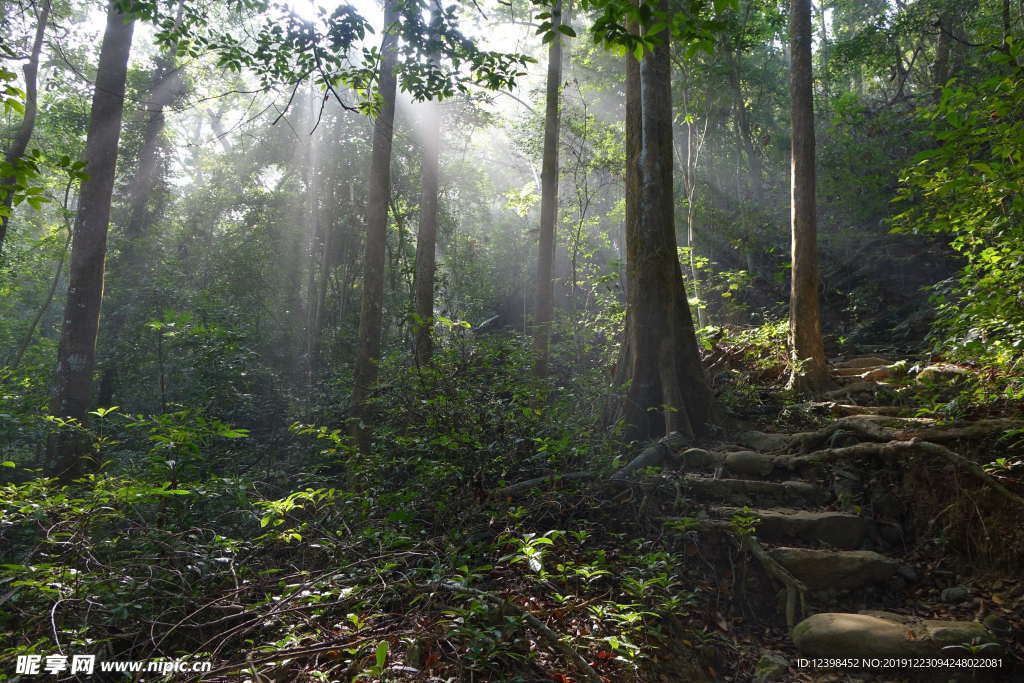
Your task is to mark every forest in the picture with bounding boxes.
[1,0,1023,679]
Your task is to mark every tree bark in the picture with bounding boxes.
[932,10,953,96]
[613,1,712,441]
[412,94,441,366]
[787,0,832,394]
[0,0,51,258]
[533,0,565,377]
[350,0,400,451]
[49,1,135,479]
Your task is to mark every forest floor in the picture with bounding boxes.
[362,352,1024,683]
[4,349,1024,683]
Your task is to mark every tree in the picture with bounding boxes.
[412,12,443,367]
[533,0,567,377]
[612,0,712,441]
[0,0,51,258]
[787,0,831,393]
[351,0,400,451]
[97,3,187,407]
[412,99,440,366]
[49,0,135,478]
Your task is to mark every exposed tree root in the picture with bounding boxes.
[808,403,909,417]
[791,415,1022,452]
[661,518,807,628]
[892,418,1022,442]
[610,432,690,481]
[791,438,1024,510]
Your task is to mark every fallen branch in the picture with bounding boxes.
[189,629,421,681]
[416,581,603,683]
[492,471,597,498]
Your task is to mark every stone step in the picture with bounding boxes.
[713,507,867,549]
[767,547,900,590]
[792,611,999,659]
[833,356,893,369]
[821,381,892,401]
[680,475,828,508]
[682,448,787,479]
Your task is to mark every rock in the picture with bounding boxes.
[792,612,996,659]
[734,431,791,452]
[917,364,968,384]
[724,450,776,477]
[768,548,899,590]
[752,651,789,683]
[861,362,907,382]
[682,476,827,507]
[834,356,892,369]
[748,509,866,549]
[681,448,724,471]
[983,615,1012,638]
[897,565,919,582]
[941,585,971,603]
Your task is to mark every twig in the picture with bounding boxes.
[414,581,603,683]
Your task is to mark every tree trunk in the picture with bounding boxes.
[97,8,185,406]
[613,1,712,441]
[787,0,832,393]
[0,0,51,258]
[303,89,324,385]
[49,1,135,479]
[533,0,565,377]
[727,49,763,205]
[412,94,441,366]
[350,0,400,451]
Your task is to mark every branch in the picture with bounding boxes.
[492,471,598,498]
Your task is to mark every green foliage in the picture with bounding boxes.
[192,0,532,115]
[894,48,1024,362]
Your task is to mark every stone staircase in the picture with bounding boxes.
[668,355,1004,680]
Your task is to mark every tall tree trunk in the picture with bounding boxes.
[932,10,953,98]
[0,0,51,258]
[303,89,324,385]
[97,9,185,407]
[350,0,400,451]
[613,2,712,441]
[49,1,135,479]
[412,95,441,366]
[533,0,565,377]
[787,0,831,393]
[816,0,830,96]
[727,50,762,205]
